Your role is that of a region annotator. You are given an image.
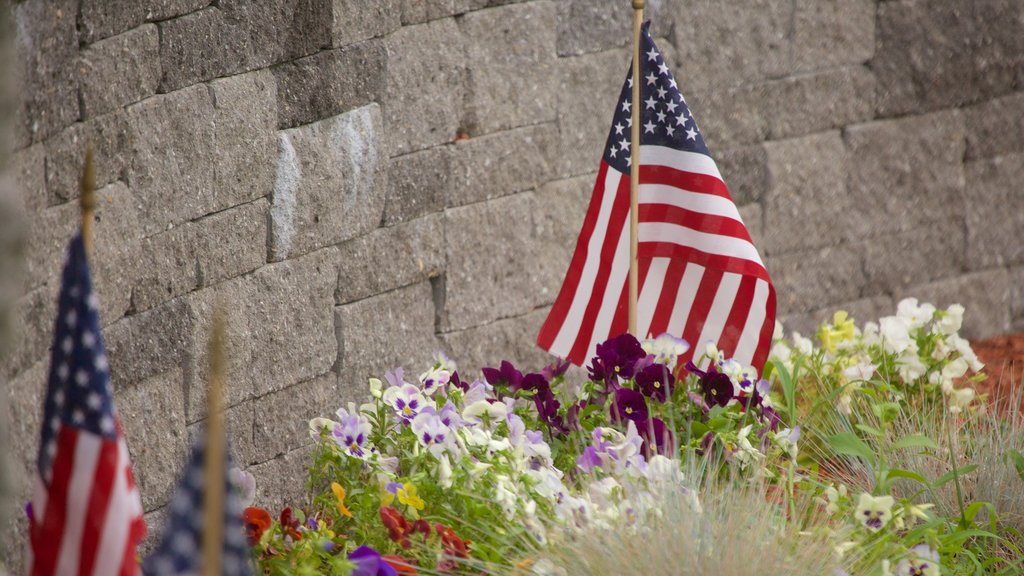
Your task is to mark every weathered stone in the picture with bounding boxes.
[716,145,768,206]
[791,0,875,72]
[90,182,143,323]
[249,445,314,511]
[141,507,168,555]
[556,0,669,56]
[449,124,556,207]
[898,269,1011,340]
[13,0,79,146]
[210,69,278,203]
[2,290,55,383]
[669,0,792,88]
[844,110,966,236]
[185,248,339,420]
[766,245,863,315]
[400,0,457,24]
[44,111,129,205]
[1010,266,1024,332]
[779,295,894,338]
[859,219,966,294]
[765,67,875,141]
[116,370,189,512]
[335,213,444,303]
[762,132,853,254]
[383,146,450,225]
[971,0,1024,104]
[532,175,592,304]
[272,40,386,129]
[133,199,269,312]
[383,18,465,155]
[80,0,147,43]
[5,360,47,477]
[739,203,764,252]
[872,1,978,117]
[252,372,336,463]
[556,48,630,177]
[79,25,161,119]
[335,281,442,394]
[964,92,1024,161]
[10,143,47,214]
[158,1,331,93]
[964,154,1024,270]
[460,2,557,135]
[331,0,400,47]
[104,297,194,389]
[270,104,385,261]
[442,307,553,378]
[187,402,257,465]
[687,82,770,150]
[23,200,77,292]
[444,193,544,330]
[143,0,211,22]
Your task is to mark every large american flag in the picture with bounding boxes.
[538,22,776,371]
[29,234,146,575]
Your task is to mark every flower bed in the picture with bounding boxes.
[240,299,1023,575]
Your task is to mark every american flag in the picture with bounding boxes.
[142,432,252,576]
[538,22,776,371]
[29,234,146,575]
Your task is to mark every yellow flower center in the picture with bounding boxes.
[625,407,633,414]
[350,442,359,451]
[403,406,412,415]
[654,382,660,388]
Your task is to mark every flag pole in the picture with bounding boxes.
[201,309,228,576]
[79,148,96,255]
[628,0,644,337]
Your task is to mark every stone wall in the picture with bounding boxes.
[3,0,1024,566]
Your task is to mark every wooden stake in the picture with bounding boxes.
[201,309,228,576]
[79,148,96,255]
[629,0,644,337]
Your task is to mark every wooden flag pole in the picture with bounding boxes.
[201,309,228,576]
[79,148,96,255]
[628,0,644,336]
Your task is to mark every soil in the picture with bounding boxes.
[972,334,1024,402]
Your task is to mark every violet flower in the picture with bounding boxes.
[639,417,674,456]
[541,358,571,381]
[482,360,523,391]
[591,333,647,380]
[612,387,649,423]
[686,361,733,408]
[348,545,398,576]
[635,363,675,403]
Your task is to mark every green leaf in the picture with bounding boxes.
[828,432,876,465]
[855,424,884,437]
[886,468,930,486]
[934,464,979,488]
[891,434,939,451]
[1009,449,1024,482]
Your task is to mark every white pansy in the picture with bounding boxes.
[854,493,895,531]
[368,377,383,398]
[934,303,964,335]
[463,399,508,424]
[791,332,814,355]
[896,297,935,329]
[308,417,337,440]
[897,351,927,382]
[437,454,453,489]
[949,387,975,414]
[641,333,690,366]
[879,316,912,354]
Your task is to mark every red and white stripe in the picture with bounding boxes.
[29,424,146,576]
[538,145,776,370]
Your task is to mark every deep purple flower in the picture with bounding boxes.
[591,333,647,380]
[612,388,649,423]
[639,417,674,455]
[686,361,733,408]
[349,545,398,576]
[534,392,566,434]
[541,358,572,381]
[635,363,675,403]
[482,360,523,391]
[449,370,469,392]
[520,372,550,393]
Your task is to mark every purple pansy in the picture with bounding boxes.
[612,387,649,423]
[686,361,733,408]
[589,333,648,382]
[639,417,673,456]
[635,363,675,403]
[482,360,524,391]
[348,545,398,576]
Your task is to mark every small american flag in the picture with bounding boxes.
[29,234,146,575]
[538,22,776,371]
[142,432,252,576]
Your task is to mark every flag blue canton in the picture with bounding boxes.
[603,21,710,174]
[143,432,252,576]
[38,234,116,484]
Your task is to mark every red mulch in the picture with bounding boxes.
[972,334,1024,403]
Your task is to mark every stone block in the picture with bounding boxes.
[898,269,1011,340]
[383,146,450,225]
[532,175,593,305]
[335,213,444,303]
[335,281,442,394]
[400,0,457,24]
[556,0,637,56]
[79,25,161,119]
[209,70,278,209]
[116,370,189,512]
[270,104,385,260]
[104,297,194,389]
[779,295,894,339]
[187,402,257,465]
[739,203,764,253]
[331,0,400,47]
[964,92,1024,161]
[44,111,130,205]
[791,0,875,72]
[444,193,543,330]
[1010,266,1024,332]
[762,132,853,254]
[90,182,143,323]
[765,67,875,141]
[449,124,556,207]
[10,143,47,214]
[844,110,966,236]
[766,244,863,316]
[251,372,336,463]
[23,200,77,293]
[687,82,770,151]
[383,18,466,155]
[141,507,168,555]
[158,1,331,92]
[144,0,212,22]
[5,360,47,478]
[556,48,630,177]
[13,0,79,146]
[872,0,978,117]
[859,218,966,294]
[185,248,339,420]
[249,445,314,511]
[964,154,1024,270]
[442,307,554,379]
[133,199,269,312]
[669,0,792,88]
[716,145,768,207]
[80,0,147,43]
[272,40,386,129]
[460,2,558,135]
[2,290,55,383]
[972,0,1024,103]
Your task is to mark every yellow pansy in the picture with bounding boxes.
[397,483,425,510]
[331,482,353,517]
[818,310,856,353]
